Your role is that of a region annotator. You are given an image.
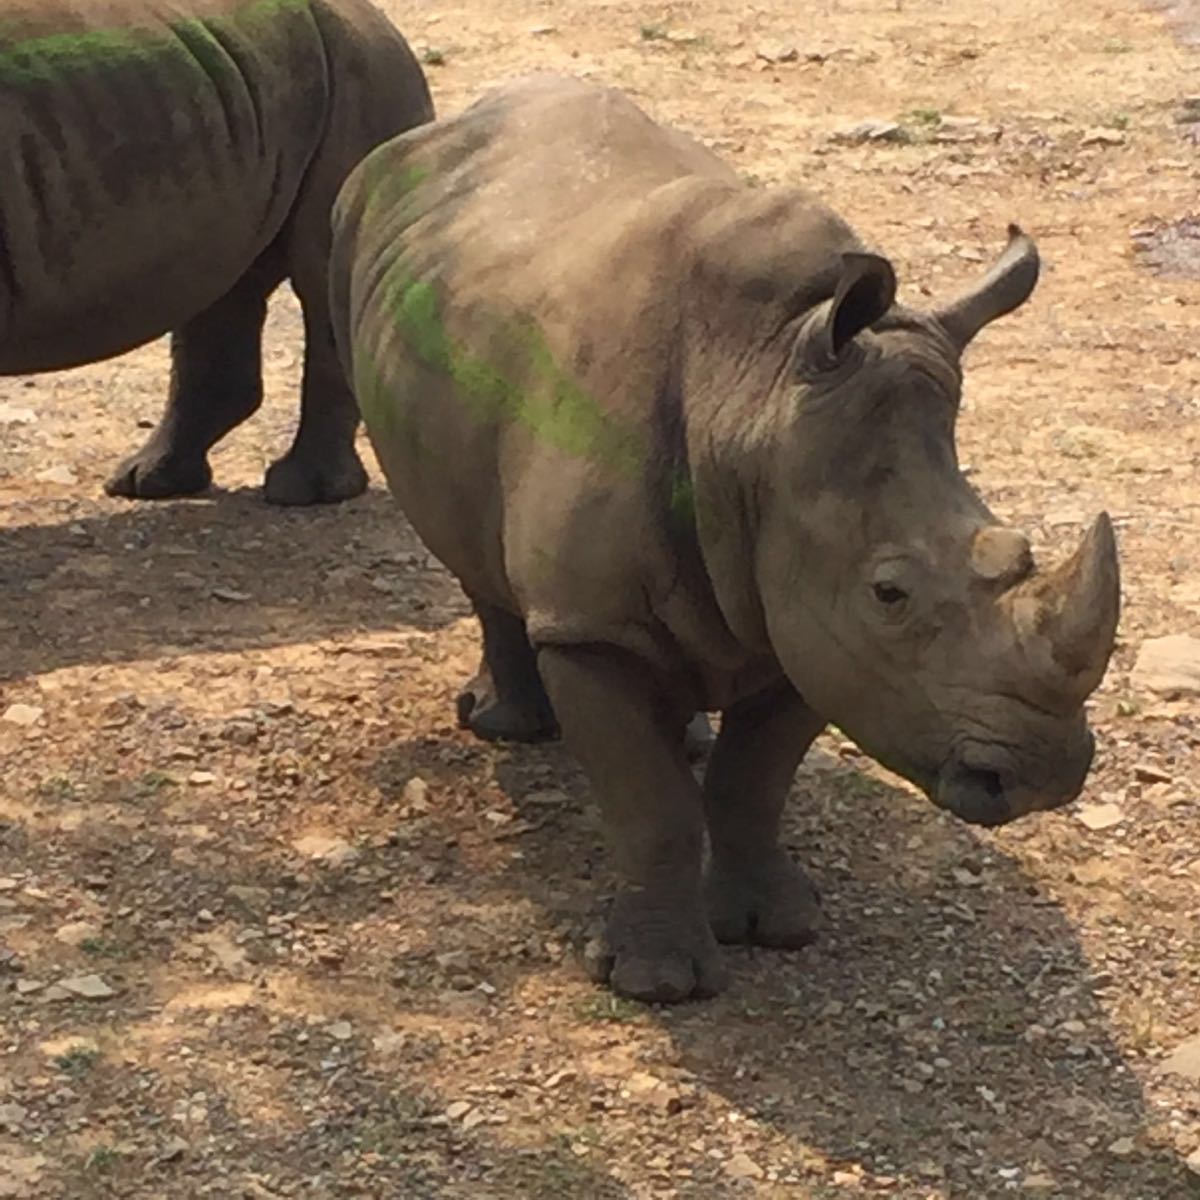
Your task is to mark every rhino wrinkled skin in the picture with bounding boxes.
[0,0,432,503]
[331,76,1122,1002]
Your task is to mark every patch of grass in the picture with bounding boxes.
[574,993,646,1023]
[903,107,942,127]
[80,937,122,958]
[84,1146,121,1173]
[54,1046,101,1076]
[1105,111,1131,130]
[1103,37,1133,53]
[639,22,668,41]
[1116,697,1141,717]
[135,770,175,797]
[38,775,78,802]
[421,47,446,65]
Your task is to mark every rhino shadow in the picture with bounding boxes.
[0,487,467,683]
[466,739,1192,1199]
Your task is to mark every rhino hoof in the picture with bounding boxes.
[263,452,368,506]
[104,453,212,500]
[456,683,559,743]
[705,852,822,949]
[584,896,728,1003]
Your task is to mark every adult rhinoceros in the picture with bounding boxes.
[0,0,431,503]
[331,76,1121,1002]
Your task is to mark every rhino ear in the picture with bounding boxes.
[796,252,896,374]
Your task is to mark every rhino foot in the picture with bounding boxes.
[584,891,728,1003]
[104,452,212,500]
[263,450,368,506]
[705,851,822,949]
[456,673,559,743]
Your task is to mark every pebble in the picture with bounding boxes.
[1185,1148,1200,1176]
[54,921,101,946]
[1108,1137,1136,1157]
[326,1021,353,1041]
[15,980,45,995]
[1133,762,1173,784]
[188,771,216,786]
[34,465,78,485]
[58,974,116,999]
[445,1100,472,1120]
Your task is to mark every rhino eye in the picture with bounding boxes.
[872,581,909,607]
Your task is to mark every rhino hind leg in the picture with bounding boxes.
[105,264,276,501]
[457,603,559,742]
[538,644,727,1002]
[702,683,825,949]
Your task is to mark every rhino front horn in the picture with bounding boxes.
[934,225,1040,350]
[1044,512,1121,697]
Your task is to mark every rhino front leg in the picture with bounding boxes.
[537,645,726,1002]
[703,683,825,948]
[263,277,368,506]
[457,602,559,742]
[105,267,274,500]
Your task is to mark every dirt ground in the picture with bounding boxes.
[3,0,1200,1196]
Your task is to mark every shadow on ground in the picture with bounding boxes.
[0,488,467,683]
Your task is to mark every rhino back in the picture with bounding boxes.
[0,0,329,370]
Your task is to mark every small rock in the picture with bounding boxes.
[1081,127,1126,146]
[461,1108,488,1131]
[227,885,271,911]
[211,586,251,603]
[544,1068,578,1089]
[0,402,36,425]
[293,834,359,867]
[157,1136,188,1164]
[1131,635,1200,697]
[445,1100,472,1121]
[35,464,79,484]
[2,703,44,727]
[1108,1137,1136,1157]
[1075,801,1124,830]
[59,973,115,999]
[16,979,45,995]
[401,776,430,814]
[527,23,556,35]
[55,920,101,946]
[0,1102,27,1129]
[188,770,216,786]
[724,1152,764,1181]
[1134,762,1172,784]
[1158,1033,1200,1081]
[756,44,798,63]
[435,950,471,973]
[1023,1174,1056,1191]
[1185,1148,1200,1176]
[832,119,908,144]
[326,1020,353,1041]
[0,879,17,891]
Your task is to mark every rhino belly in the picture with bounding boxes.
[0,0,329,372]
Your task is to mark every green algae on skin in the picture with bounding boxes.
[0,0,312,90]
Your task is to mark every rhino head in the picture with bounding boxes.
[712,226,1120,827]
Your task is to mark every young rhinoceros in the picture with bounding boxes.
[0,0,432,504]
[331,76,1121,1002]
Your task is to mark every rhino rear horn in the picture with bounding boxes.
[1043,512,1121,697]
[796,252,896,372]
[933,225,1040,351]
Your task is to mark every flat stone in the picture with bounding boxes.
[1132,635,1200,697]
[0,1102,28,1128]
[2,704,43,727]
[724,1152,764,1181]
[1074,801,1124,830]
[58,973,115,999]
[1158,1033,1200,1081]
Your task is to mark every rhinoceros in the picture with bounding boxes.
[330,76,1121,1002]
[0,0,431,504]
